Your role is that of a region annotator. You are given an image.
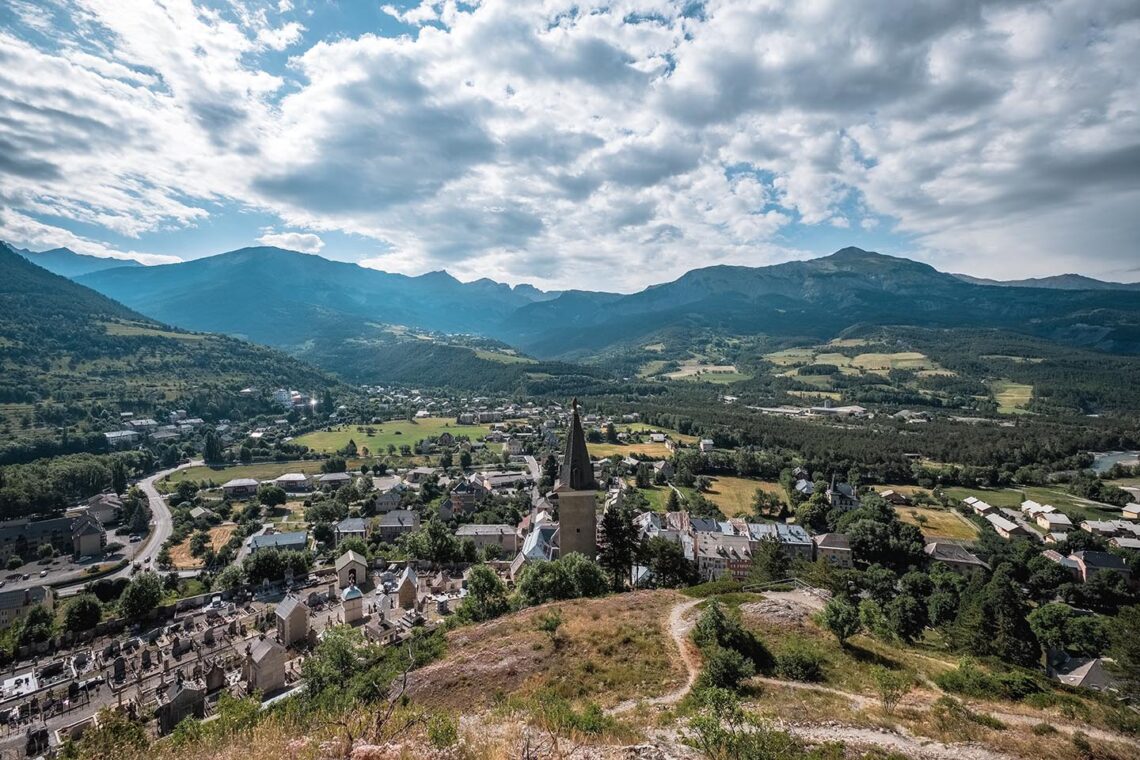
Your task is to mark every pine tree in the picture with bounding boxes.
[598,501,637,591]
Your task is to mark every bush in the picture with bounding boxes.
[683,579,743,598]
[775,644,824,682]
[1032,723,1058,736]
[427,713,458,749]
[699,647,756,691]
[934,659,1044,701]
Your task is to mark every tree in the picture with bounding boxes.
[665,488,681,511]
[63,595,102,633]
[456,565,509,622]
[1027,603,1073,653]
[642,536,698,588]
[751,489,784,519]
[17,605,54,645]
[699,647,755,691]
[516,554,608,606]
[971,564,1040,667]
[820,598,860,646]
[239,446,252,464]
[37,543,55,560]
[598,501,638,590]
[242,549,312,585]
[1108,605,1140,698]
[886,594,926,643]
[213,565,245,592]
[63,708,149,758]
[257,484,286,507]
[118,572,163,620]
[189,530,210,558]
[111,458,128,495]
[872,667,912,714]
[403,519,460,565]
[202,431,223,464]
[748,536,788,584]
[459,450,472,470]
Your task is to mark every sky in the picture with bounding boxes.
[0,0,1138,291]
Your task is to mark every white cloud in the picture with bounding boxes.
[256,230,325,253]
[0,0,1137,289]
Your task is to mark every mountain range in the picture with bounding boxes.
[8,241,1140,388]
[13,245,142,278]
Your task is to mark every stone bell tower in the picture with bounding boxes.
[555,399,597,558]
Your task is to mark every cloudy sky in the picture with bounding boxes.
[1,0,1137,290]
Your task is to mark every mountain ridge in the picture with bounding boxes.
[14,245,143,278]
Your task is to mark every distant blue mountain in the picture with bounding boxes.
[16,245,142,278]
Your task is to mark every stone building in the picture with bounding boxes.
[554,400,597,559]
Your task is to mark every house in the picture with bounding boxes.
[985,513,1025,539]
[71,514,106,558]
[812,533,853,568]
[1123,503,1140,521]
[695,534,752,581]
[747,523,814,562]
[334,517,369,546]
[248,531,308,555]
[1081,520,1121,537]
[456,524,518,556]
[826,478,859,511]
[794,479,815,497]
[104,430,141,448]
[189,506,218,522]
[403,467,439,485]
[372,489,403,513]
[437,432,455,447]
[243,637,286,695]
[274,473,311,492]
[222,478,260,499]
[878,489,911,506]
[1037,512,1074,531]
[510,523,560,581]
[335,550,368,590]
[275,595,309,647]
[652,460,675,481]
[698,439,714,453]
[318,472,352,490]
[1041,549,1080,578]
[449,481,480,514]
[377,510,420,543]
[1110,536,1140,552]
[1069,550,1131,585]
[83,493,123,525]
[0,517,80,562]
[924,542,990,576]
[1020,500,1056,517]
[0,587,53,630]
[396,565,418,609]
[1052,656,1116,691]
[502,438,524,456]
[962,497,996,516]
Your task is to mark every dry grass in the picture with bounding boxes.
[896,507,980,541]
[704,477,787,515]
[168,524,236,569]
[407,591,685,712]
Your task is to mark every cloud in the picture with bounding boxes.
[256,230,325,253]
[0,0,1137,290]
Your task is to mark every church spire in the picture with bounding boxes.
[560,398,596,491]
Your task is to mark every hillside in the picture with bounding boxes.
[14,245,142,278]
[105,589,1140,760]
[0,243,346,454]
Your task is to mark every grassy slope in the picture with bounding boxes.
[293,419,493,454]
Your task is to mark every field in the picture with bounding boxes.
[895,506,980,541]
[941,486,1025,508]
[704,476,786,516]
[163,459,355,487]
[294,418,493,454]
[472,349,535,364]
[631,484,674,511]
[626,422,698,443]
[101,321,205,340]
[765,346,943,376]
[991,380,1034,413]
[941,485,1119,523]
[665,358,750,383]
[168,524,236,569]
[590,441,671,458]
[636,360,669,377]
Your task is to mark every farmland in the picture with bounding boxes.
[294,418,493,454]
[163,460,359,488]
[991,380,1034,414]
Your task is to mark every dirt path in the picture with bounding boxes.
[781,723,1018,760]
[609,597,703,715]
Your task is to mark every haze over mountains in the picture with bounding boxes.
[14,245,143,278]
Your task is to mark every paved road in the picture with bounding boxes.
[55,460,200,596]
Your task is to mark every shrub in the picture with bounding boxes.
[775,644,824,683]
[699,648,756,691]
[934,658,1044,701]
[427,713,458,749]
[683,579,743,598]
[1032,723,1058,736]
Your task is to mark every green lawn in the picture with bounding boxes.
[473,349,536,364]
[942,485,1118,523]
[294,418,493,454]
[941,486,1024,508]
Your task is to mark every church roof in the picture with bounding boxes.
[559,399,596,491]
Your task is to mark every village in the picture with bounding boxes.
[0,389,1137,757]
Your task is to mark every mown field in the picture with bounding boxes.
[294,418,493,454]
[895,506,980,541]
[705,476,787,515]
[991,380,1034,414]
[164,459,362,487]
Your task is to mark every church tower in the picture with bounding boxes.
[555,399,597,558]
